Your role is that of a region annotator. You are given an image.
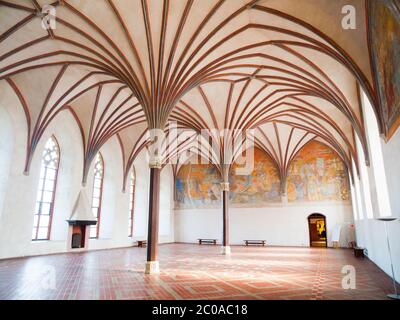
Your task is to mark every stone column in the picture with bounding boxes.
[145,157,162,274]
[220,182,231,255]
[281,193,289,204]
[281,178,288,204]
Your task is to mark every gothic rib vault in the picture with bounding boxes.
[0,0,381,271]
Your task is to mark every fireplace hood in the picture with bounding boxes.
[67,190,97,226]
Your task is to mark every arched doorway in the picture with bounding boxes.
[308,214,327,248]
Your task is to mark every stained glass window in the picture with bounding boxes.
[32,136,60,241]
[90,153,104,238]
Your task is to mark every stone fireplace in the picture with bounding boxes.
[66,191,96,252]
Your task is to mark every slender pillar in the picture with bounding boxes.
[145,160,162,274]
[281,193,288,204]
[221,182,231,255]
[280,178,288,204]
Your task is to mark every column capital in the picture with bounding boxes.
[149,156,162,169]
[220,182,230,191]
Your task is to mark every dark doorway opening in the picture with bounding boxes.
[71,225,86,249]
[308,214,327,248]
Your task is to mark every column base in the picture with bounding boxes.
[145,261,160,274]
[221,246,231,255]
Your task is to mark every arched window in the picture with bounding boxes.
[90,153,104,239]
[128,168,136,237]
[32,136,60,241]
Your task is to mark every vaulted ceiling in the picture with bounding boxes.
[0,0,378,184]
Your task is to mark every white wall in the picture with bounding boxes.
[0,109,84,258]
[381,128,400,218]
[350,90,400,282]
[0,104,175,259]
[352,128,400,281]
[175,202,354,247]
[0,107,14,222]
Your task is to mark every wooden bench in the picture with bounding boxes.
[137,240,147,247]
[354,247,365,258]
[198,239,217,245]
[244,240,266,246]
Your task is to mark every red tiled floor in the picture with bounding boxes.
[0,244,396,300]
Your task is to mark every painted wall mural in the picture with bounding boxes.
[229,148,281,205]
[175,164,221,209]
[287,141,349,202]
[368,0,400,137]
[175,148,281,209]
[175,143,350,209]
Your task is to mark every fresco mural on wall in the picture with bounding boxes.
[368,0,400,137]
[175,164,221,209]
[175,143,349,208]
[230,148,281,205]
[175,148,281,209]
[287,141,349,202]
